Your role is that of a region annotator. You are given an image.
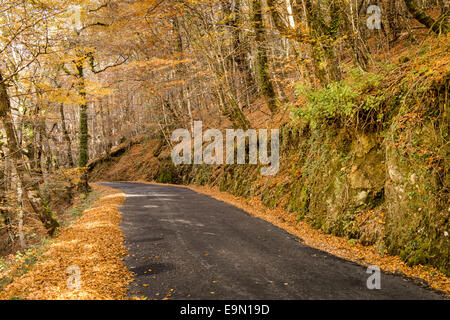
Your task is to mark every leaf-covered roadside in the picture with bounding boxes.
[0,184,132,300]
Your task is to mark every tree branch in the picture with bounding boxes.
[266,0,312,43]
[404,0,448,34]
[88,54,129,74]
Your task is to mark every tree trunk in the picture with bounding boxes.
[172,17,193,129]
[251,0,278,114]
[223,0,255,107]
[0,72,59,235]
[76,63,90,194]
[16,177,25,248]
[0,146,13,245]
[404,0,448,34]
[59,103,74,167]
[302,0,342,85]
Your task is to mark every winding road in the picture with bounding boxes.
[99,182,444,300]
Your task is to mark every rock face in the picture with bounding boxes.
[180,120,448,275]
[384,118,449,272]
[348,133,385,190]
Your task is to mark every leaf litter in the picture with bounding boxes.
[0,184,133,300]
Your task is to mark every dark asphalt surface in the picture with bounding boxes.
[99,182,444,300]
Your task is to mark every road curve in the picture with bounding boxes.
[98,182,444,300]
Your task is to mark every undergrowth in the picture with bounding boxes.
[0,189,102,294]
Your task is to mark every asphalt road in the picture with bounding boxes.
[99,182,444,300]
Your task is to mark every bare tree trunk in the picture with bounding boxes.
[0,146,13,245]
[173,17,193,130]
[16,177,25,248]
[59,103,74,167]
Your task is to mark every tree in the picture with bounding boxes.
[60,2,128,193]
[0,72,59,235]
[251,0,278,114]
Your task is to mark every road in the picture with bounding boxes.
[99,182,444,300]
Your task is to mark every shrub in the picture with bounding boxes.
[293,69,384,129]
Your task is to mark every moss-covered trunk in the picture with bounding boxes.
[76,64,90,194]
[404,0,449,34]
[251,0,278,114]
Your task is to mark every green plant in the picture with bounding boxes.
[0,257,6,273]
[157,164,175,183]
[293,69,384,128]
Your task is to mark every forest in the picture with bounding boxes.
[0,0,448,299]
